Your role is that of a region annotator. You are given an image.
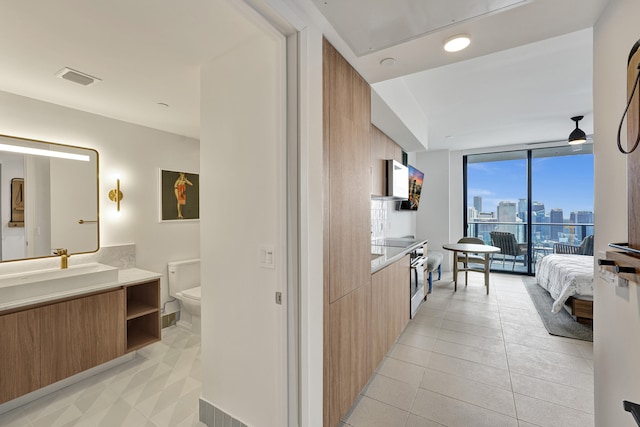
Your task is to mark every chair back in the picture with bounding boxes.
[490,231,521,256]
[579,235,594,256]
[457,237,484,245]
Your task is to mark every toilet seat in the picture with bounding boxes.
[180,286,201,302]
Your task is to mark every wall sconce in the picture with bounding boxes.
[108,178,123,211]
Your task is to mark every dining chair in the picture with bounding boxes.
[456,237,486,285]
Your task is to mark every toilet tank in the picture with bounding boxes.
[167,259,200,295]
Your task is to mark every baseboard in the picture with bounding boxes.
[199,397,248,427]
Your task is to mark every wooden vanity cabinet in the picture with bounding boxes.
[40,289,125,387]
[0,275,160,405]
[125,279,161,352]
[0,309,41,403]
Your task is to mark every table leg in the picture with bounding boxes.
[465,253,469,286]
[484,253,490,294]
[453,251,458,292]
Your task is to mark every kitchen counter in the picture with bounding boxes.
[371,238,428,273]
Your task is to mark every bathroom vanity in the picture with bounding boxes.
[0,267,161,404]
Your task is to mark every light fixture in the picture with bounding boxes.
[379,57,396,67]
[444,34,471,52]
[568,116,587,145]
[108,178,123,211]
[0,143,90,161]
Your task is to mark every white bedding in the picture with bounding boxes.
[535,254,595,313]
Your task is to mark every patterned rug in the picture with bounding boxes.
[522,277,593,342]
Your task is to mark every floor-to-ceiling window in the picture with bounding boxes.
[464,144,594,274]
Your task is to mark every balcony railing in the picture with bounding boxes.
[465,221,594,274]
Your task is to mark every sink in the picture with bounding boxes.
[0,263,119,305]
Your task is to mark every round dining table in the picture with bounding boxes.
[442,243,500,294]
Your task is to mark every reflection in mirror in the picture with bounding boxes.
[0,134,99,262]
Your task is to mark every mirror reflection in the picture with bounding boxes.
[0,134,99,262]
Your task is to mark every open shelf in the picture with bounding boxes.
[125,279,160,352]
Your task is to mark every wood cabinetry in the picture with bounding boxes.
[41,289,124,386]
[0,309,40,403]
[0,275,160,405]
[371,255,410,370]
[323,38,372,427]
[370,124,404,197]
[125,280,160,352]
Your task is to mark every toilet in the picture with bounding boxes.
[167,259,201,334]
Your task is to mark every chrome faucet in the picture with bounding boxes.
[54,248,69,269]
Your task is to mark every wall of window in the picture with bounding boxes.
[464,144,594,274]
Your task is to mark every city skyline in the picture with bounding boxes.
[467,153,594,220]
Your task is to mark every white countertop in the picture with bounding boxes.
[371,238,427,273]
[0,267,161,313]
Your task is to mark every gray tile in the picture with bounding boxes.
[510,372,594,414]
[427,353,512,390]
[420,369,517,417]
[440,319,504,339]
[405,413,446,427]
[364,374,418,411]
[433,340,509,370]
[411,388,518,427]
[377,357,425,386]
[437,328,506,353]
[507,355,594,392]
[514,393,594,427]
[398,332,438,351]
[345,396,409,427]
[404,322,441,339]
[388,343,432,367]
[505,342,592,374]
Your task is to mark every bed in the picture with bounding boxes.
[535,254,594,320]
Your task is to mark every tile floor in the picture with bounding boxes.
[342,272,594,427]
[0,327,204,427]
[0,272,594,427]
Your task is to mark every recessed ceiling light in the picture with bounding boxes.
[443,34,471,52]
[380,57,396,67]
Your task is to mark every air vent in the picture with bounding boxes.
[55,67,102,86]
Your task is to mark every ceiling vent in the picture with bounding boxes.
[55,67,102,86]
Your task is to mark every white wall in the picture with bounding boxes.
[593,0,640,425]
[200,27,287,427]
[0,90,200,313]
[415,149,465,271]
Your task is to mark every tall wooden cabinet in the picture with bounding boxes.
[323,38,372,427]
[371,124,404,197]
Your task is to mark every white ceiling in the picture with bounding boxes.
[0,0,611,152]
[0,0,260,139]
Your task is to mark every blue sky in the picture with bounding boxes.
[467,154,594,218]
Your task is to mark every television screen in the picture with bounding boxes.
[400,165,424,210]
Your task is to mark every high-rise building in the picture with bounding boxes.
[497,201,517,234]
[473,196,482,213]
[570,211,595,241]
[550,208,564,241]
[517,198,527,221]
[532,202,545,221]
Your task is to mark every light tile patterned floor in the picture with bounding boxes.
[0,327,204,427]
[342,272,594,427]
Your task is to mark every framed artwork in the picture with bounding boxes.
[159,169,200,221]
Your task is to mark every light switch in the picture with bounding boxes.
[260,245,275,269]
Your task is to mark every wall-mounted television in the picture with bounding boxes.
[399,165,424,211]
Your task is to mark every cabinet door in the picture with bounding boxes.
[41,289,125,386]
[370,125,388,197]
[0,309,40,403]
[371,255,410,370]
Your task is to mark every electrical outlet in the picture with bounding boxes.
[161,312,177,328]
